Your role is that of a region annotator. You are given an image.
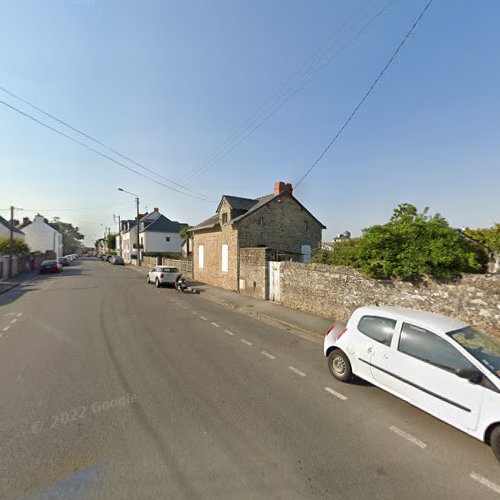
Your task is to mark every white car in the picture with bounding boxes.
[146,266,180,288]
[324,306,500,463]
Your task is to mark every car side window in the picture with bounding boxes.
[398,323,474,373]
[358,316,396,346]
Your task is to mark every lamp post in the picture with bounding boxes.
[118,188,141,266]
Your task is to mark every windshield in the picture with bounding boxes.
[449,327,500,379]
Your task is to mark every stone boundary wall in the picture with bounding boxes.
[279,262,500,338]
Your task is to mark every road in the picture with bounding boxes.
[0,258,499,499]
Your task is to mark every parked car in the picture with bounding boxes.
[105,254,114,262]
[324,306,500,463]
[58,256,70,267]
[40,260,63,274]
[99,254,106,261]
[146,266,180,287]
[111,256,125,265]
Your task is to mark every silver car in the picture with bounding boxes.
[146,266,180,287]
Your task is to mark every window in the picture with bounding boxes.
[399,323,475,373]
[258,217,263,226]
[165,236,170,242]
[221,244,228,272]
[222,213,228,224]
[198,245,204,269]
[358,316,396,346]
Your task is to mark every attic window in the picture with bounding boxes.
[259,217,264,226]
[222,213,228,225]
[165,237,170,242]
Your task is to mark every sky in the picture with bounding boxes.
[0,0,499,246]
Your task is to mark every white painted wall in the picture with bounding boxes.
[22,216,63,257]
[140,231,183,254]
[121,226,138,263]
[0,223,25,241]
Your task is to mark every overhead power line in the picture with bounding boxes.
[295,0,434,189]
[0,99,216,202]
[0,85,212,200]
[181,0,393,186]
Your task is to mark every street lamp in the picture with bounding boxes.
[118,188,141,266]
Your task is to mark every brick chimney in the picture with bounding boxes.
[22,217,30,225]
[274,181,293,195]
[153,207,159,212]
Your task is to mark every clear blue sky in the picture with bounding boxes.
[1,0,499,245]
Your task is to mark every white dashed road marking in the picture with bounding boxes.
[288,366,306,377]
[261,351,276,360]
[10,318,17,324]
[191,311,198,315]
[389,426,427,449]
[324,387,348,401]
[200,316,208,321]
[3,326,10,332]
[241,339,252,346]
[210,322,220,328]
[224,329,235,336]
[470,472,500,495]
[16,313,22,318]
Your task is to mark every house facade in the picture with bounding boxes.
[19,215,63,257]
[191,181,325,292]
[120,219,138,262]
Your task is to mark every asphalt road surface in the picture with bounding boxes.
[1,258,499,499]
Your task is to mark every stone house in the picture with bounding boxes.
[191,181,325,293]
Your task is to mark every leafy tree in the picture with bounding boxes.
[52,218,85,254]
[349,204,482,281]
[463,224,500,254]
[106,234,117,251]
[179,226,193,241]
[0,238,31,255]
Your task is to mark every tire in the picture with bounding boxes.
[327,349,353,382]
[146,275,150,284]
[155,279,161,288]
[491,426,500,463]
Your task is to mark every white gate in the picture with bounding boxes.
[268,261,281,302]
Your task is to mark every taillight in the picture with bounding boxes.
[337,328,348,340]
[160,273,164,278]
[326,325,335,336]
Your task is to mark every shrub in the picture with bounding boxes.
[0,238,31,255]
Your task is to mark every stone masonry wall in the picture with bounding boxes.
[239,247,270,300]
[279,262,500,338]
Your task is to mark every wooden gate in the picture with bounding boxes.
[268,261,281,302]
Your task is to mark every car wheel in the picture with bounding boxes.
[491,426,500,463]
[327,349,352,382]
[155,279,161,288]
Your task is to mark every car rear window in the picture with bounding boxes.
[358,315,396,346]
[159,267,178,273]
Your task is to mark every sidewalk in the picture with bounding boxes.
[0,270,39,296]
[130,265,331,344]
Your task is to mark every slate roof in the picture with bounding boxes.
[139,214,187,233]
[0,215,25,234]
[192,214,220,231]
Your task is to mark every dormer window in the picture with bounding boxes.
[222,213,228,225]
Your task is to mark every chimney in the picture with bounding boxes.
[274,181,293,195]
[22,217,30,225]
[153,207,159,212]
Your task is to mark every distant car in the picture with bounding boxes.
[99,254,106,261]
[40,260,63,274]
[58,257,70,267]
[111,256,124,265]
[324,306,500,463]
[146,266,180,287]
[104,254,113,262]
[64,254,74,263]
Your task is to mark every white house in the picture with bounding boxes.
[0,216,25,241]
[19,215,64,257]
[138,208,188,258]
[120,219,138,263]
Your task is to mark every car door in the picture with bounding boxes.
[380,322,483,431]
[353,314,398,383]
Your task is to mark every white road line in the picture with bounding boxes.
[261,350,276,360]
[241,339,252,346]
[210,322,220,328]
[191,311,198,315]
[4,313,16,316]
[10,318,17,324]
[16,312,22,318]
[389,426,427,449]
[224,329,235,336]
[288,366,306,377]
[3,326,10,332]
[324,386,348,401]
[200,316,208,321]
[470,472,500,495]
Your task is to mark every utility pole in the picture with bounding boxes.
[8,206,14,279]
[136,197,141,266]
[113,214,122,256]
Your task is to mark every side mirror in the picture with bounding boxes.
[456,368,483,384]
